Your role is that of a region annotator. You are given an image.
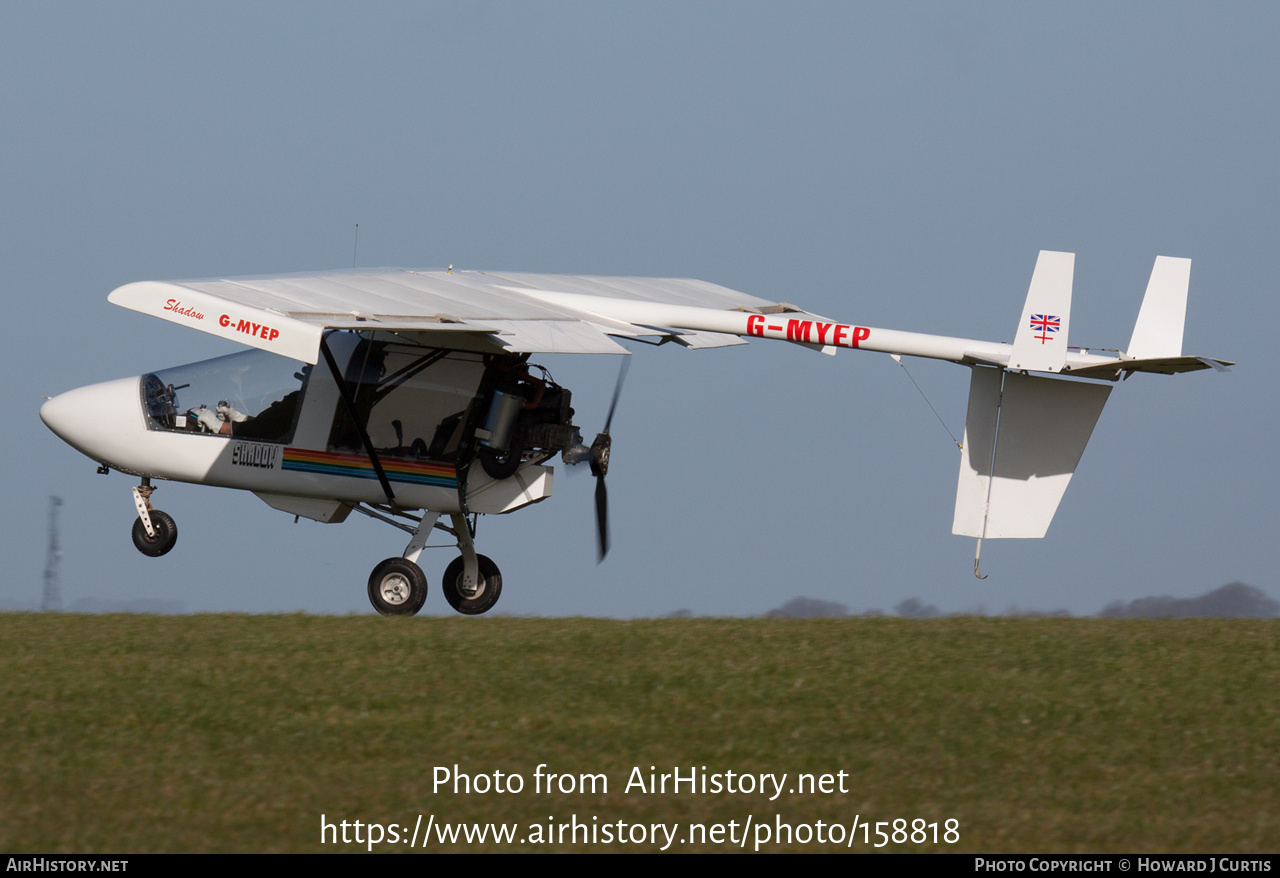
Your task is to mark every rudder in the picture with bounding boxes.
[953,367,1111,540]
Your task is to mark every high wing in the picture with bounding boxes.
[107,268,826,363]
[108,263,1231,379]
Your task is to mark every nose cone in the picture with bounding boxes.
[42,377,146,466]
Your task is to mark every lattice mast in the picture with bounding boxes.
[42,496,62,612]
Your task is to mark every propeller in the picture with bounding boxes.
[591,357,630,562]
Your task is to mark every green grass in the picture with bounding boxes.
[0,614,1276,852]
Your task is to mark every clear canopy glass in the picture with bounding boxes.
[141,349,309,443]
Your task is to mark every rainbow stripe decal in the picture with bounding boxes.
[282,448,458,489]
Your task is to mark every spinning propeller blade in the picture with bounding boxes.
[602,356,629,436]
[593,357,629,562]
[595,476,609,562]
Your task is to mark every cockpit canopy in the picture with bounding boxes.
[142,348,309,444]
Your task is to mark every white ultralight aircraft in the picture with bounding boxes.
[41,252,1230,614]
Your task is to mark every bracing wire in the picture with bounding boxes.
[891,354,962,451]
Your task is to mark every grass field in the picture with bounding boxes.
[0,613,1276,853]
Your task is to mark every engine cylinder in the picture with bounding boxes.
[478,390,522,451]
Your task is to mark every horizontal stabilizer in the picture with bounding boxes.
[1128,256,1191,359]
[1065,354,1233,380]
[1010,251,1074,373]
[953,367,1111,539]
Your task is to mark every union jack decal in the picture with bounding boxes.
[1029,314,1060,344]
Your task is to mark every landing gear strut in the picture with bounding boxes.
[131,479,178,557]
[442,512,502,615]
[355,505,505,616]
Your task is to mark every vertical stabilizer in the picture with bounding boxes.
[1010,250,1074,373]
[1127,256,1191,359]
[953,367,1111,539]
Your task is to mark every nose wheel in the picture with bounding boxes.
[130,480,178,557]
[131,510,177,557]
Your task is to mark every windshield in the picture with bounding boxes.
[142,349,309,443]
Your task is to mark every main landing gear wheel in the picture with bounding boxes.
[368,558,428,616]
[441,554,502,615]
[131,510,177,557]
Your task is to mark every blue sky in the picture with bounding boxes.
[3,2,1274,616]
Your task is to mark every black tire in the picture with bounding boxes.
[441,554,502,615]
[368,558,428,616]
[478,439,524,480]
[131,510,177,557]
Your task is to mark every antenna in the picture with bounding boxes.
[353,223,359,268]
[42,496,62,611]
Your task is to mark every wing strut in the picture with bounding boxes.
[319,335,396,505]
